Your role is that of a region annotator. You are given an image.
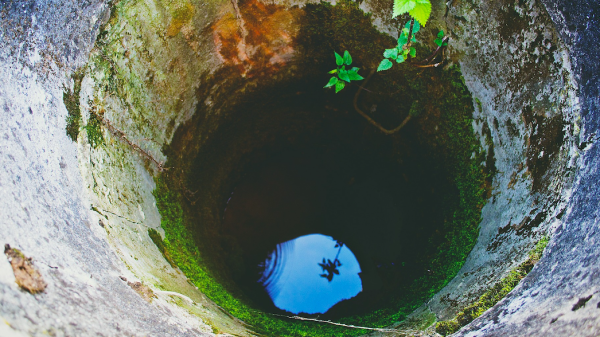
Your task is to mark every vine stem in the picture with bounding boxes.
[353,69,412,135]
[406,19,415,62]
[414,36,449,67]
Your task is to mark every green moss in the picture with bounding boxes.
[63,69,85,141]
[435,237,550,336]
[436,320,460,336]
[153,178,352,336]
[148,228,177,268]
[85,111,104,149]
[474,97,482,113]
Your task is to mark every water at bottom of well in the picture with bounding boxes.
[258,233,363,315]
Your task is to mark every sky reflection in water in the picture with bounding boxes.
[259,234,362,314]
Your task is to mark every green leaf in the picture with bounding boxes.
[443,41,448,46]
[328,69,338,74]
[413,20,420,33]
[434,38,443,47]
[410,47,417,58]
[398,33,408,46]
[350,67,360,73]
[409,0,431,26]
[377,58,394,71]
[438,30,445,38]
[393,0,416,18]
[404,19,420,33]
[335,52,343,66]
[343,50,352,65]
[397,54,405,63]
[335,81,345,93]
[338,69,351,82]
[403,48,410,57]
[324,77,338,88]
[347,70,364,81]
[383,48,398,59]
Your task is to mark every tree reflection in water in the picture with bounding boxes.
[318,241,344,282]
[258,234,362,314]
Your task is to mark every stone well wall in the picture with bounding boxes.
[0,0,598,336]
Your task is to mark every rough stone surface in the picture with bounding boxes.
[453,0,600,335]
[0,0,229,336]
[0,0,599,336]
[423,0,581,321]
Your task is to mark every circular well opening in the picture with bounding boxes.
[154,1,489,334]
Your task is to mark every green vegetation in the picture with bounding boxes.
[378,20,420,71]
[434,30,448,47]
[377,21,446,72]
[85,110,104,149]
[475,97,483,112]
[63,67,104,148]
[392,0,432,26]
[325,0,437,86]
[63,69,85,141]
[325,0,445,97]
[324,50,364,93]
[148,228,177,268]
[153,178,365,336]
[435,237,550,336]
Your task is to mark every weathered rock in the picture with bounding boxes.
[0,0,598,336]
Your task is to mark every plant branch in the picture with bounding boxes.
[406,19,415,62]
[415,36,449,66]
[354,70,412,135]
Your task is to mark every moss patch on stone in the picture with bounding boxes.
[63,69,85,141]
[85,110,105,149]
[148,228,177,268]
[435,236,550,336]
[154,178,355,336]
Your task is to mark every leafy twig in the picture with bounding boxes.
[413,36,449,67]
[407,19,415,62]
[324,51,364,93]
